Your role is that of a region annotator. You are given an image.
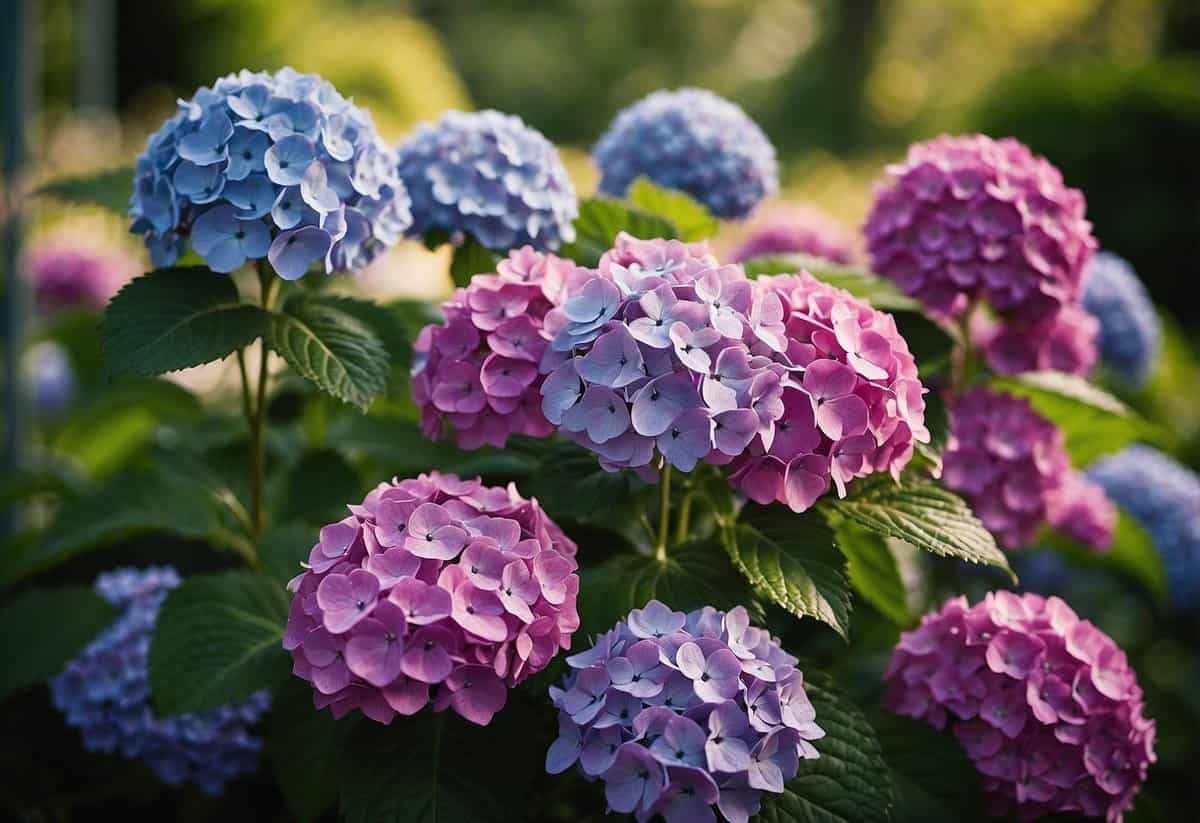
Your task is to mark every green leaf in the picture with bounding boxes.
[1042,507,1168,606]
[824,474,1013,578]
[0,586,116,700]
[449,239,500,288]
[759,674,894,823]
[578,540,756,639]
[305,294,414,371]
[559,197,677,266]
[627,177,718,241]
[723,507,852,640]
[522,441,643,524]
[834,521,911,626]
[269,294,390,410]
[148,569,291,714]
[100,266,268,375]
[34,165,133,213]
[270,677,357,822]
[260,522,315,586]
[869,711,981,822]
[279,448,363,526]
[994,371,1165,465]
[339,705,540,823]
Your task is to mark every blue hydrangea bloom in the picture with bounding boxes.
[130,67,412,280]
[593,88,778,219]
[1088,446,1200,609]
[1081,251,1161,385]
[25,341,76,417]
[396,109,578,251]
[50,567,270,795]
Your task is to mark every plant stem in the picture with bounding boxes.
[656,464,672,562]
[247,263,278,543]
[674,481,694,545]
[954,306,978,394]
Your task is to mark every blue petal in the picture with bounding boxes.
[268,226,332,280]
[224,174,277,219]
[264,135,316,186]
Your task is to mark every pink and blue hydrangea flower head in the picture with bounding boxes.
[730,203,857,265]
[1081,252,1161,385]
[412,247,576,449]
[1088,446,1200,610]
[283,471,579,726]
[885,591,1155,821]
[50,567,270,796]
[547,600,823,823]
[396,109,578,252]
[593,88,778,220]
[129,67,412,280]
[942,388,1114,551]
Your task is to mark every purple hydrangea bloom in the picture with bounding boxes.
[284,472,579,726]
[1081,252,1161,385]
[730,204,857,265]
[1088,446,1200,609]
[594,88,778,220]
[942,388,1114,551]
[974,303,1099,377]
[22,239,136,313]
[396,109,578,251]
[548,601,823,822]
[885,592,1155,821]
[50,567,269,796]
[130,67,412,279]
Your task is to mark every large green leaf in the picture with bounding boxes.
[578,540,756,639]
[522,441,644,525]
[994,371,1166,466]
[100,266,268,375]
[559,197,677,266]
[0,586,116,700]
[834,521,911,627]
[449,239,500,289]
[278,448,364,526]
[269,294,390,410]
[723,507,852,640]
[147,569,291,714]
[627,177,718,241]
[1042,506,1168,606]
[35,165,133,213]
[270,677,357,822]
[824,474,1013,578]
[759,674,894,823]
[869,711,981,822]
[307,294,415,371]
[260,522,315,586]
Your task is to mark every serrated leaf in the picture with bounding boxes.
[759,673,894,823]
[0,586,116,700]
[578,541,756,639]
[559,197,678,266]
[100,266,268,375]
[723,507,852,640]
[449,239,500,288]
[834,521,911,626]
[305,294,414,370]
[824,474,1013,578]
[1042,507,1168,607]
[269,294,389,410]
[869,711,981,822]
[148,569,290,714]
[627,177,718,241]
[270,677,357,822]
[34,165,133,213]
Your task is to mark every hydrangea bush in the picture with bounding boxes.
[1081,252,1161,385]
[547,601,823,822]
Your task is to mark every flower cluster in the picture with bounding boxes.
[942,388,1114,550]
[413,247,574,449]
[973,304,1098,377]
[23,239,136,313]
[130,67,411,279]
[25,341,76,417]
[730,204,857,265]
[1088,446,1200,609]
[284,472,579,726]
[396,109,578,251]
[593,88,778,219]
[885,592,1155,821]
[728,272,930,512]
[50,567,270,795]
[547,601,823,823]
[1081,252,1161,385]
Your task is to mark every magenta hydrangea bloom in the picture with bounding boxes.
[22,240,137,313]
[975,303,1099,377]
[283,471,580,726]
[885,592,1155,821]
[730,204,857,265]
[727,272,930,513]
[413,247,577,449]
[548,601,823,822]
[942,388,1114,551]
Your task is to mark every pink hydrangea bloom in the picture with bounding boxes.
[730,203,857,265]
[975,304,1099,377]
[727,272,930,512]
[283,471,579,726]
[412,247,576,449]
[865,135,1096,322]
[885,592,1155,822]
[943,389,1113,551]
[23,240,137,313]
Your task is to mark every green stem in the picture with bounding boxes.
[656,464,672,562]
[674,481,694,545]
[954,306,978,394]
[248,264,278,544]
